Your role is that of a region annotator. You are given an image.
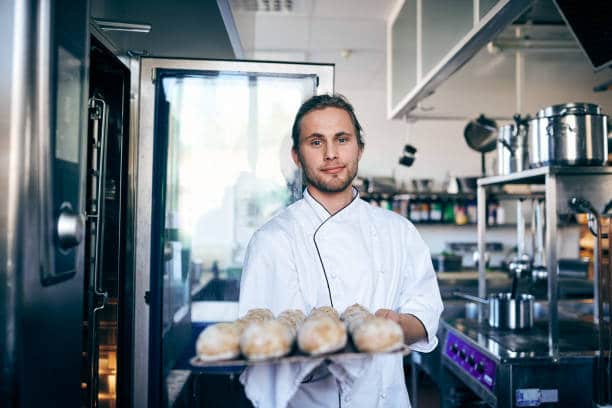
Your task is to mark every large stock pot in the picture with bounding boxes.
[529,102,608,167]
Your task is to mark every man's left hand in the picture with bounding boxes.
[375,308,402,324]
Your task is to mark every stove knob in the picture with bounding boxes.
[468,355,475,366]
[450,343,458,354]
[476,362,485,374]
[459,349,466,360]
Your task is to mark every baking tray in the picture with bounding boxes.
[189,343,411,370]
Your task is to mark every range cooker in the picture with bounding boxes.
[440,318,599,407]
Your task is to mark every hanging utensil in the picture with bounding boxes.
[464,114,498,176]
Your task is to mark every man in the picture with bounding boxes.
[238,94,443,407]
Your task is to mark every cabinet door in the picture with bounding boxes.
[135,58,333,407]
[421,0,474,74]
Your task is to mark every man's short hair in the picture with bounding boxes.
[291,93,365,151]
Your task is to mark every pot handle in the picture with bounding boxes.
[499,137,514,155]
[453,292,488,304]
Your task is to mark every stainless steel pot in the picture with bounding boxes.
[529,103,608,167]
[454,292,534,330]
[497,115,530,175]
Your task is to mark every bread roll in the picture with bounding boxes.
[196,322,242,361]
[277,309,306,337]
[297,313,347,356]
[341,303,371,332]
[240,320,294,360]
[309,306,340,320]
[341,304,404,353]
[352,316,404,353]
[235,308,274,331]
[195,308,274,361]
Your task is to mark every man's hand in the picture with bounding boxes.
[375,308,401,323]
[374,309,428,346]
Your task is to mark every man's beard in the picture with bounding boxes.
[298,155,359,194]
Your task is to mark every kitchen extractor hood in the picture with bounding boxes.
[553,0,612,71]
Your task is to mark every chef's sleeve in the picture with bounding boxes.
[238,227,302,317]
[398,223,444,353]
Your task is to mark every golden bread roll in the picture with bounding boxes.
[196,322,242,361]
[341,303,371,332]
[240,319,294,360]
[195,308,274,361]
[235,308,274,331]
[297,314,347,356]
[277,309,306,337]
[309,306,340,320]
[352,316,404,353]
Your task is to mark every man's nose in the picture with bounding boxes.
[324,144,338,160]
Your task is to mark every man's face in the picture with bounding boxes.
[291,107,363,195]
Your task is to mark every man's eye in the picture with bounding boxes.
[311,140,322,146]
[338,137,347,143]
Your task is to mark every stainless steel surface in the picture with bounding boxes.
[488,292,534,330]
[390,0,534,119]
[516,199,526,256]
[454,292,489,304]
[56,209,85,249]
[477,166,612,363]
[477,165,612,186]
[127,55,143,408]
[36,0,54,282]
[529,103,608,167]
[545,173,559,360]
[0,0,28,399]
[477,186,486,324]
[497,116,530,176]
[537,102,602,118]
[93,18,152,33]
[2,0,88,404]
[533,199,546,268]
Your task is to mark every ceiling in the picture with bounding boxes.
[229,0,399,92]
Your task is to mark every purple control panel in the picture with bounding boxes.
[444,331,496,392]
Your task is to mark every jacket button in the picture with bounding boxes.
[379,392,386,400]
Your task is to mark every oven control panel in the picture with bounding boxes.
[444,331,496,392]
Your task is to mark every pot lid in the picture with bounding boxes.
[536,102,601,118]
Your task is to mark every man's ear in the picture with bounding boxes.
[291,147,301,168]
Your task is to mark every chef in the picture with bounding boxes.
[238,94,443,407]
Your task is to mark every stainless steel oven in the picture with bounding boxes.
[1,0,89,405]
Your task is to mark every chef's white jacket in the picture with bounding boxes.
[238,188,443,407]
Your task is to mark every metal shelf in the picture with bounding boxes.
[478,166,612,187]
[476,165,612,362]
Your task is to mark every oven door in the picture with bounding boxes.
[133,58,333,407]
